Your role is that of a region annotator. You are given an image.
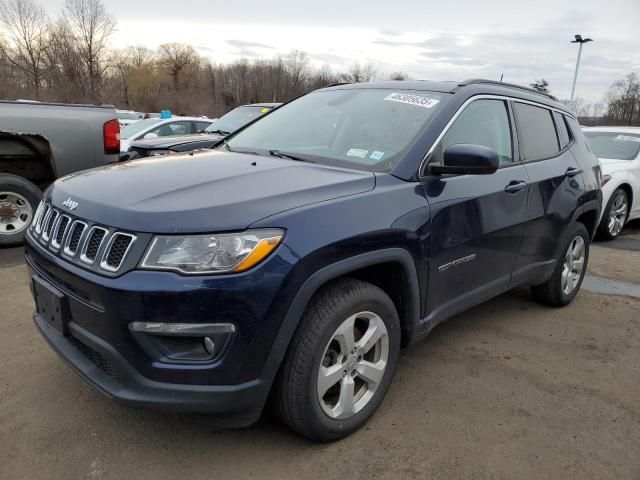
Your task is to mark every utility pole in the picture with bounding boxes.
[570,34,593,101]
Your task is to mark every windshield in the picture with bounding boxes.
[584,131,640,160]
[225,89,446,171]
[121,118,163,139]
[206,106,272,134]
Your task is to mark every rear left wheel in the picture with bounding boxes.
[531,222,589,307]
[273,278,401,442]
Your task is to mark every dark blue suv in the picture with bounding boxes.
[25,79,601,441]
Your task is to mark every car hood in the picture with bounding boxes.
[130,133,225,150]
[49,150,375,233]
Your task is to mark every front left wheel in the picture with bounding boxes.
[273,278,401,442]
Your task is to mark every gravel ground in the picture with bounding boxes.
[1,227,639,480]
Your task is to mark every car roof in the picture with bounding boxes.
[582,126,640,134]
[320,79,571,115]
[158,116,214,122]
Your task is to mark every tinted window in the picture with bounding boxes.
[553,112,570,148]
[430,99,513,166]
[513,103,560,160]
[148,121,191,137]
[583,131,640,160]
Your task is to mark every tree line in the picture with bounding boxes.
[1,0,638,124]
[0,0,405,116]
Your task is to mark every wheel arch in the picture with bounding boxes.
[0,132,55,187]
[259,248,422,395]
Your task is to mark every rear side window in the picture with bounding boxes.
[430,99,513,166]
[513,102,560,161]
[553,112,571,148]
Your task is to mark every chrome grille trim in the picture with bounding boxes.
[100,232,136,272]
[30,201,140,275]
[36,204,51,236]
[50,215,71,250]
[80,226,108,265]
[31,201,46,232]
[63,220,88,257]
[41,209,59,242]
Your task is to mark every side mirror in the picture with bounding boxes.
[143,132,158,139]
[429,144,499,175]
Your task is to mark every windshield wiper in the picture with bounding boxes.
[207,129,231,136]
[268,149,315,163]
[224,141,260,155]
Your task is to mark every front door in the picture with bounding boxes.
[420,98,528,330]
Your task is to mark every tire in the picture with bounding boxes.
[597,188,629,241]
[531,222,590,307]
[0,174,42,247]
[273,278,401,442]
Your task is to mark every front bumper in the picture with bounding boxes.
[26,239,308,424]
[34,313,266,425]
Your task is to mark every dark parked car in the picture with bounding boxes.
[25,80,601,442]
[123,103,280,159]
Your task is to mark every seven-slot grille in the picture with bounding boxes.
[29,201,136,273]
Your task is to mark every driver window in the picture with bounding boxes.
[430,99,513,166]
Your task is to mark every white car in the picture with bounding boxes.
[116,109,144,127]
[583,126,640,240]
[119,116,215,152]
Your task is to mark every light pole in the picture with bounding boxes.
[570,34,593,101]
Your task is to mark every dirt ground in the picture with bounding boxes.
[1,226,639,480]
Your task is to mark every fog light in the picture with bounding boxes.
[204,337,216,355]
[128,322,235,362]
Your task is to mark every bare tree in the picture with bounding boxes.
[0,0,49,99]
[158,43,199,90]
[341,62,377,83]
[604,73,640,126]
[63,0,115,101]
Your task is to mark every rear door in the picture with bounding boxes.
[421,98,528,327]
[511,101,584,284]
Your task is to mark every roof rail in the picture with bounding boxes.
[459,78,558,101]
[323,82,352,88]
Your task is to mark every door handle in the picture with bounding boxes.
[504,180,527,194]
[565,167,581,178]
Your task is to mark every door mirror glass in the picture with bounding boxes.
[430,144,499,175]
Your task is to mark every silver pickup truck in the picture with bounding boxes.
[0,101,119,246]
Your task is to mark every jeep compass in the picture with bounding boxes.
[25,79,601,441]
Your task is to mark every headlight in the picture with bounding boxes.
[140,229,284,274]
[148,149,173,156]
[601,174,612,187]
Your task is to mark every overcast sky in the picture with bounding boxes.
[48,0,640,103]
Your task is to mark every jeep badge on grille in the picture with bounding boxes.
[62,197,79,211]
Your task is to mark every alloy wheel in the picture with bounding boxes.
[607,193,627,237]
[561,235,586,295]
[0,192,33,235]
[317,311,389,420]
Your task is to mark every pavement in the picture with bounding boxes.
[1,223,639,480]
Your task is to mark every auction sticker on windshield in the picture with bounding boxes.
[347,148,368,158]
[616,135,640,143]
[384,92,440,109]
